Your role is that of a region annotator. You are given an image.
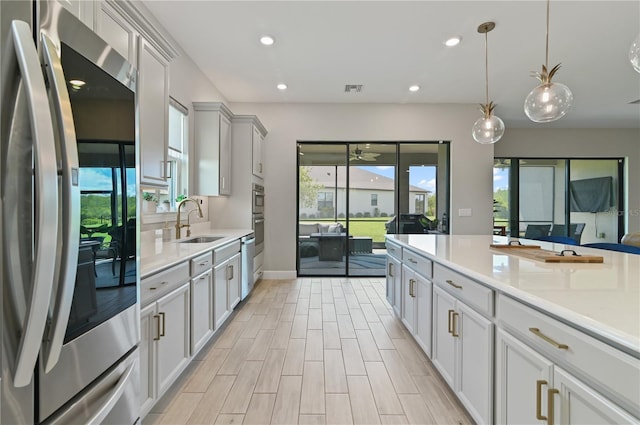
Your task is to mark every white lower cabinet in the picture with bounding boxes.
[552,366,638,424]
[496,293,640,425]
[214,252,241,329]
[400,264,432,356]
[386,255,401,316]
[432,284,493,424]
[140,282,191,417]
[191,269,214,355]
[495,328,553,424]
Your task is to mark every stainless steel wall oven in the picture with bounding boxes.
[1,2,139,424]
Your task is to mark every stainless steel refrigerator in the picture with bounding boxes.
[1,1,140,423]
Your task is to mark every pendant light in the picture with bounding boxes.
[524,0,573,123]
[629,33,640,73]
[472,22,504,145]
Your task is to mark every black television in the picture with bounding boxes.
[569,176,614,213]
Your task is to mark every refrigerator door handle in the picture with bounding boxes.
[39,33,81,373]
[85,360,136,425]
[5,21,60,387]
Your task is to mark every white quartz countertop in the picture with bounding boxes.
[387,234,640,356]
[140,228,253,278]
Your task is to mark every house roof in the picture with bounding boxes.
[305,166,429,193]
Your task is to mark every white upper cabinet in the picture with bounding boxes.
[193,102,234,196]
[95,1,137,64]
[51,0,94,28]
[138,37,170,186]
[252,122,266,178]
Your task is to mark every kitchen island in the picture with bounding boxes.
[386,234,639,424]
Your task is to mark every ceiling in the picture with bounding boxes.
[141,1,640,128]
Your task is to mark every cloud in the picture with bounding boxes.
[80,169,113,191]
[376,166,392,170]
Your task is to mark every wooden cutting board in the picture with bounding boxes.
[490,244,604,263]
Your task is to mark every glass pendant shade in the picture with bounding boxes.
[472,114,505,144]
[630,33,640,73]
[524,81,573,123]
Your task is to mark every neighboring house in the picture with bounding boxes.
[300,166,430,218]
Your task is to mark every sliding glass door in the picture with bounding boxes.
[298,142,450,277]
[495,157,624,244]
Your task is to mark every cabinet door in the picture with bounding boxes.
[139,37,169,186]
[252,126,264,178]
[156,283,190,396]
[227,253,241,310]
[552,367,638,425]
[95,2,137,64]
[431,285,457,388]
[52,0,94,28]
[219,114,232,195]
[495,328,553,425]
[386,256,401,317]
[400,265,416,335]
[139,303,157,417]
[414,273,432,357]
[191,269,213,355]
[214,261,230,329]
[457,301,494,425]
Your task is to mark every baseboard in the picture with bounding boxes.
[263,270,297,280]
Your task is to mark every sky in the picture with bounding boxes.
[80,167,137,197]
[366,164,509,193]
[361,165,437,193]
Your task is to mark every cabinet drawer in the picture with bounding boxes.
[141,262,189,306]
[402,248,432,279]
[214,240,241,264]
[433,263,493,317]
[497,294,640,416]
[386,240,402,260]
[191,251,213,276]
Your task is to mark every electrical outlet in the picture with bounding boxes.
[458,208,472,217]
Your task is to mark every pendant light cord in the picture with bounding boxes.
[545,0,550,69]
[484,31,489,105]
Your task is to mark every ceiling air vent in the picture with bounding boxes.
[344,84,363,93]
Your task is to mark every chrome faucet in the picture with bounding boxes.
[175,197,204,239]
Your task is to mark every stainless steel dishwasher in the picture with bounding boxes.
[241,234,256,300]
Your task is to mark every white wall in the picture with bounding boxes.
[495,128,640,236]
[228,102,494,275]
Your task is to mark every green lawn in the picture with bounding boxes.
[300,217,390,243]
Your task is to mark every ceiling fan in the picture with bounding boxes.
[349,145,380,162]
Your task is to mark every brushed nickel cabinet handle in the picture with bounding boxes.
[409,279,416,297]
[446,279,462,289]
[548,388,559,425]
[536,380,548,421]
[408,258,418,264]
[159,312,166,337]
[388,262,393,277]
[153,315,161,341]
[229,265,234,280]
[529,328,569,350]
[451,311,459,337]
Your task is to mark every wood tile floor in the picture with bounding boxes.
[143,278,474,425]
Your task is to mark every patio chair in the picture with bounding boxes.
[524,224,551,240]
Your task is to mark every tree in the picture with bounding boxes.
[299,166,323,209]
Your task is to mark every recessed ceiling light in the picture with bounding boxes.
[260,35,275,46]
[277,83,288,90]
[444,36,462,47]
[409,85,420,92]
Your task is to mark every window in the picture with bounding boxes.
[318,191,334,209]
[371,194,378,206]
[166,99,189,211]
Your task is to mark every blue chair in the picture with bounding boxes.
[524,224,551,239]
[536,236,579,245]
[581,243,640,255]
[551,223,585,244]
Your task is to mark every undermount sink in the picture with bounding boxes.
[179,236,224,244]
